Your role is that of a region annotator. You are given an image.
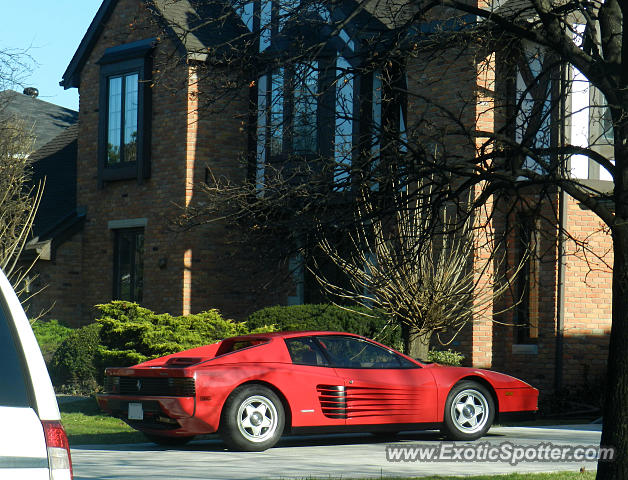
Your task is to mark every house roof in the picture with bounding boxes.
[61,0,249,89]
[30,123,78,163]
[0,90,78,151]
[26,124,83,260]
[30,124,79,237]
[61,0,398,90]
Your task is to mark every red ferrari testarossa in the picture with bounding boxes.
[97,331,538,450]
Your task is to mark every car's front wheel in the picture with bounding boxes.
[220,385,285,451]
[441,381,494,441]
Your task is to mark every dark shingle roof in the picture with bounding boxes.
[61,0,249,88]
[30,124,79,239]
[0,90,78,151]
[62,0,388,88]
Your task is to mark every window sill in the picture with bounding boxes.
[100,164,137,182]
[512,344,538,355]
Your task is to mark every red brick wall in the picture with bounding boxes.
[561,194,612,388]
[27,232,85,327]
[68,0,284,323]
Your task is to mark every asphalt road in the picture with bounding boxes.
[71,425,603,479]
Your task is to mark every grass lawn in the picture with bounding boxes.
[60,397,145,445]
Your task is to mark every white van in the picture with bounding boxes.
[0,269,73,479]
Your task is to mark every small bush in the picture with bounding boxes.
[96,301,262,367]
[427,349,465,366]
[246,304,402,349]
[50,323,102,392]
[31,319,73,364]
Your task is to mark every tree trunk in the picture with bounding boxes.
[403,325,432,360]
[596,223,628,479]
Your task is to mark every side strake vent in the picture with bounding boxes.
[317,385,347,419]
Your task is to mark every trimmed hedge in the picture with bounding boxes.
[246,304,402,350]
[48,302,274,391]
[427,349,465,366]
[96,301,273,367]
[50,323,102,391]
[31,319,73,364]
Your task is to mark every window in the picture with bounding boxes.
[113,228,144,302]
[216,338,269,355]
[97,39,155,185]
[285,337,329,366]
[106,73,138,166]
[570,25,614,180]
[287,250,305,305]
[256,62,321,191]
[0,303,30,407]
[266,63,319,160]
[333,56,355,189]
[257,56,360,191]
[515,41,553,174]
[315,335,417,369]
[571,83,614,180]
[514,214,539,345]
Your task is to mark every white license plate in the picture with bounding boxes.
[128,403,144,420]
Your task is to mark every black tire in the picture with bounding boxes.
[219,385,285,451]
[144,433,195,446]
[441,381,495,441]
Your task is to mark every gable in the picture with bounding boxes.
[61,0,248,89]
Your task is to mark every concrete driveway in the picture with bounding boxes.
[71,425,603,479]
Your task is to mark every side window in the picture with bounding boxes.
[316,336,416,369]
[0,304,30,407]
[285,337,329,366]
[113,228,144,302]
[97,39,154,185]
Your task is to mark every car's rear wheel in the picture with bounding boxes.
[220,385,285,451]
[144,433,195,446]
[441,381,494,441]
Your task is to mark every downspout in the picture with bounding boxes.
[555,181,567,391]
[554,60,568,392]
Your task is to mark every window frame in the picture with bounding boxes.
[97,41,154,186]
[112,227,145,303]
[285,337,330,366]
[313,335,419,369]
[514,213,540,345]
[0,296,34,408]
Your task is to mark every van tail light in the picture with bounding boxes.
[42,420,73,480]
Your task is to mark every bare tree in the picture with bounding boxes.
[0,118,44,301]
[312,183,524,359]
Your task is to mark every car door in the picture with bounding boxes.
[282,337,347,427]
[315,335,438,426]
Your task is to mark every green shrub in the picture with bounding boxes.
[96,301,265,367]
[246,304,402,350]
[31,319,73,364]
[50,323,102,392]
[427,349,465,366]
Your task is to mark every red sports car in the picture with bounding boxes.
[97,331,538,451]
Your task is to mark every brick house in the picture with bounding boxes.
[35,0,611,393]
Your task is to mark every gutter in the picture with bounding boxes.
[554,60,568,391]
